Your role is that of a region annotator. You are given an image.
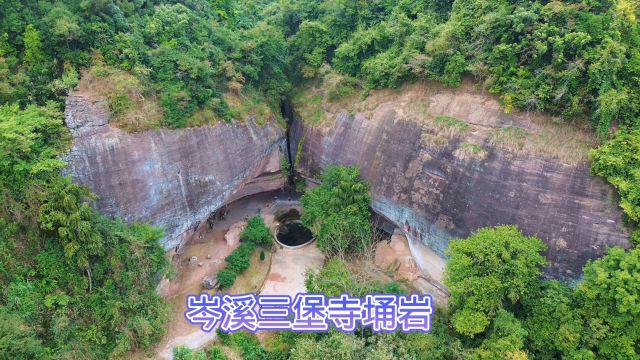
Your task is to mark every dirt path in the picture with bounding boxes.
[155,229,236,359]
[260,243,324,297]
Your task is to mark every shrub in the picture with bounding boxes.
[221,332,268,359]
[632,229,640,245]
[575,247,640,359]
[260,250,266,261]
[241,216,273,246]
[225,242,255,273]
[208,345,228,360]
[217,269,237,289]
[590,129,640,225]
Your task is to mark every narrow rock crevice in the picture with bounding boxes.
[280,98,294,170]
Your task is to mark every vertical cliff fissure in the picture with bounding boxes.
[280,98,294,170]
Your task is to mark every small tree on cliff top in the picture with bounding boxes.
[301,165,372,256]
[444,225,547,337]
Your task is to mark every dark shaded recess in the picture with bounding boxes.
[276,208,314,246]
[280,98,294,169]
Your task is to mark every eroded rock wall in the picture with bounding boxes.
[292,81,630,280]
[64,94,286,249]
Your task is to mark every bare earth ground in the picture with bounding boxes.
[154,229,238,359]
[259,243,324,297]
[151,194,278,359]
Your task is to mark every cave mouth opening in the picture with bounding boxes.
[275,208,314,247]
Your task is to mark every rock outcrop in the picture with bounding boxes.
[292,81,630,280]
[224,221,247,247]
[64,93,286,250]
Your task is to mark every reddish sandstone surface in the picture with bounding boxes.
[64,92,286,250]
[291,80,630,280]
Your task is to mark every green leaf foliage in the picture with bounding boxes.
[576,247,640,359]
[444,225,547,336]
[301,165,372,256]
[590,129,640,224]
[0,104,169,358]
[521,280,587,359]
[225,242,256,273]
[241,216,273,247]
[217,269,237,290]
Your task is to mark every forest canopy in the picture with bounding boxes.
[1,0,640,359]
[1,0,639,135]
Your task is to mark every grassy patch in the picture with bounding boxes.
[226,250,271,294]
[323,72,362,102]
[292,68,365,126]
[487,122,593,164]
[454,143,488,161]
[80,65,279,131]
[421,132,449,148]
[292,90,326,126]
[489,126,528,151]
[224,89,277,126]
[433,115,471,134]
[78,65,163,132]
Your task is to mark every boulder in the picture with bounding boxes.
[224,221,247,247]
[188,256,198,268]
[202,276,218,290]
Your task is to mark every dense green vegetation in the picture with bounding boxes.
[0,104,169,358]
[283,0,640,136]
[445,226,547,337]
[241,216,274,247]
[217,215,272,289]
[4,0,639,134]
[0,0,289,128]
[300,166,372,255]
[590,129,640,240]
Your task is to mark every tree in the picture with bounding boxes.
[22,24,45,71]
[0,103,67,199]
[522,280,588,359]
[289,20,331,78]
[301,165,372,256]
[444,225,547,337]
[241,215,272,246]
[466,310,528,360]
[39,181,104,269]
[576,247,640,359]
[0,309,45,360]
[305,258,356,297]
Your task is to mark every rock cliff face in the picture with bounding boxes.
[291,81,630,280]
[64,93,286,250]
